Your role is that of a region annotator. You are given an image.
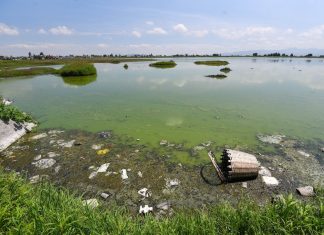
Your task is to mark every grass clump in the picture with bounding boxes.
[0,101,34,123]
[195,60,229,66]
[220,67,232,73]
[0,67,58,78]
[123,64,128,69]
[205,74,227,79]
[149,60,177,68]
[0,169,323,234]
[59,62,97,77]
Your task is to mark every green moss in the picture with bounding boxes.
[220,67,232,73]
[205,74,227,79]
[195,60,229,66]
[0,170,323,234]
[59,62,97,77]
[0,100,34,123]
[0,67,58,78]
[149,60,177,68]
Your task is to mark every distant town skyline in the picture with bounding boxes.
[1,0,324,56]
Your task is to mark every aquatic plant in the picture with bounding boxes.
[195,60,229,66]
[205,74,227,79]
[149,60,177,68]
[59,62,97,77]
[220,67,232,73]
[0,169,323,234]
[0,102,34,123]
[62,75,97,86]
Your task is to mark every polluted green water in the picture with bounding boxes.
[1,57,324,164]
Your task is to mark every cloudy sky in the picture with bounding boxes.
[1,0,324,56]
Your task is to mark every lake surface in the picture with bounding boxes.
[1,57,324,163]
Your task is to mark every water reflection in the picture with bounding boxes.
[62,75,97,87]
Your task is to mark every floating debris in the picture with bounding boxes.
[121,169,128,180]
[34,158,56,169]
[82,199,99,209]
[139,205,153,214]
[96,149,109,155]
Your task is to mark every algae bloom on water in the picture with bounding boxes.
[194,60,229,66]
[149,60,177,69]
[59,62,97,77]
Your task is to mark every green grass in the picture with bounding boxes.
[220,67,232,73]
[0,100,34,123]
[0,170,323,234]
[0,67,58,78]
[205,74,227,79]
[59,62,97,77]
[195,60,229,66]
[149,60,177,68]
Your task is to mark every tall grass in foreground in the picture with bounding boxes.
[0,170,323,234]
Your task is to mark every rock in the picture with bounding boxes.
[29,175,40,184]
[257,134,285,144]
[296,186,315,197]
[58,140,75,148]
[100,192,110,199]
[297,150,310,157]
[242,182,248,188]
[97,163,110,173]
[166,178,180,188]
[89,171,98,179]
[82,199,99,208]
[193,145,205,151]
[268,167,275,171]
[30,133,47,140]
[34,154,42,161]
[160,140,168,146]
[137,171,143,177]
[48,130,64,134]
[262,176,279,186]
[138,188,151,198]
[121,169,128,180]
[105,171,112,176]
[54,165,61,173]
[91,144,102,150]
[0,120,36,152]
[98,131,112,139]
[134,149,139,153]
[139,205,153,214]
[156,202,170,211]
[34,158,56,169]
[320,147,324,152]
[259,166,272,177]
[88,165,96,170]
[48,152,59,158]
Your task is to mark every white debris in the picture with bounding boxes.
[49,140,56,144]
[34,158,56,169]
[242,182,248,188]
[91,144,102,150]
[58,140,75,148]
[48,152,59,158]
[48,130,64,134]
[297,150,310,157]
[134,149,139,153]
[121,169,128,180]
[54,165,61,173]
[2,98,13,105]
[193,145,205,151]
[138,188,151,198]
[137,171,143,177]
[296,186,315,197]
[34,154,42,161]
[201,141,212,147]
[105,171,112,176]
[100,192,110,199]
[262,176,279,186]
[166,178,180,188]
[97,163,110,173]
[139,205,153,214]
[160,140,168,146]
[127,168,131,172]
[82,199,99,209]
[259,166,272,177]
[30,133,47,140]
[88,165,96,170]
[29,175,40,184]
[257,135,285,144]
[89,171,98,179]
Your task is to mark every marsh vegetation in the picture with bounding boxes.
[59,62,96,77]
[205,74,227,79]
[220,67,232,73]
[194,60,229,66]
[149,60,177,68]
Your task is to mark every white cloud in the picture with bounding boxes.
[147,27,167,35]
[49,26,73,35]
[301,25,324,39]
[0,23,19,35]
[97,43,109,48]
[38,28,47,34]
[132,30,142,38]
[190,30,208,37]
[145,21,154,25]
[213,26,275,39]
[173,24,188,33]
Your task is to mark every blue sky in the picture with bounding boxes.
[1,0,324,55]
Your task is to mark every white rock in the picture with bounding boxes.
[91,144,102,150]
[88,165,96,170]
[97,163,110,173]
[259,166,272,177]
[54,165,61,173]
[137,171,143,177]
[134,149,139,153]
[34,158,56,169]
[82,199,99,209]
[121,169,128,180]
[58,140,75,148]
[139,205,153,214]
[29,175,40,184]
[262,176,279,186]
[89,171,98,179]
[156,202,170,211]
[166,178,180,187]
[48,152,59,158]
[105,171,112,176]
[138,188,151,198]
[296,186,315,197]
[193,145,205,151]
[160,140,168,146]
[297,150,310,157]
[258,135,285,144]
[100,192,110,199]
[242,182,248,188]
[48,130,64,134]
[30,133,47,140]
[34,154,42,161]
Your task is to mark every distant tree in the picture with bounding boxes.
[40,52,44,57]
[252,53,258,56]
[290,53,294,57]
[305,53,313,57]
[28,52,32,58]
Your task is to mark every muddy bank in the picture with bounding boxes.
[0,129,323,214]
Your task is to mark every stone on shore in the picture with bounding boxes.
[262,176,279,186]
[82,199,99,208]
[296,186,315,197]
[30,133,47,140]
[34,158,56,169]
